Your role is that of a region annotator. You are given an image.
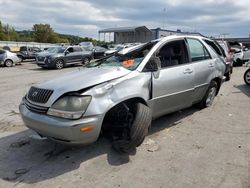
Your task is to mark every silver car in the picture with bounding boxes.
[19,36,226,153]
[0,49,20,67]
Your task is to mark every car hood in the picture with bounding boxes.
[37,52,61,57]
[34,66,131,105]
[105,49,117,54]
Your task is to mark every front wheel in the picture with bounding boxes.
[55,60,64,69]
[244,68,250,86]
[112,103,152,153]
[199,81,218,108]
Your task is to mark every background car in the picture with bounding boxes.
[104,44,132,56]
[0,49,20,67]
[79,42,94,49]
[17,46,42,62]
[36,46,92,69]
[215,40,234,81]
[244,68,250,86]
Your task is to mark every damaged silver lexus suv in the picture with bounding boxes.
[19,36,226,153]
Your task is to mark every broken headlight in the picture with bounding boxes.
[47,95,91,119]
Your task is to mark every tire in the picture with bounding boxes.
[55,59,64,69]
[244,68,250,86]
[112,103,152,153]
[236,59,243,66]
[225,71,231,81]
[199,81,218,108]
[4,59,14,67]
[82,57,90,65]
[18,56,23,62]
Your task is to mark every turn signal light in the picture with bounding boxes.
[80,126,94,132]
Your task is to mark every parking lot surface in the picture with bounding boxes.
[0,62,249,188]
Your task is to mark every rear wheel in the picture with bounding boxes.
[18,56,23,62]
[235,59,243,66]
[4,59,14,67]
[225,71,231,81]
[55,60,64,69]
[199,81,218,108]
[82,57,90,65]
[244,68,250,86]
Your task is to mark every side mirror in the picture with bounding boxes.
[144,56,160,72]
[65,51,69,55]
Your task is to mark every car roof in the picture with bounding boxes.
[118,35,209,55]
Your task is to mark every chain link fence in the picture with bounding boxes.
[0,41,59,52]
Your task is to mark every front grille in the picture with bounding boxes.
[28,87,53,103]
[37,56,45,61]
[24,98,49,114]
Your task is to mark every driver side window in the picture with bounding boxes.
[157,40,189,69]
[67,47,74,53]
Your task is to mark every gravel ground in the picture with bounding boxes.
[0,62,249,188]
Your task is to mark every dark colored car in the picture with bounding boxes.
[17,46,42,62]
[82,46,107,59]
[92,46,107,59]
[36,46,92,69]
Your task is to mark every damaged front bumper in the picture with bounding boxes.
[19,103,104,145]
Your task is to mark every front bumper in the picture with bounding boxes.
[19,103,104,145]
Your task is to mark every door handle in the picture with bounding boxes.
[183,68,193,74]
[208,63,215,68]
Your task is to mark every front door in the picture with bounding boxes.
[150,39,195,118]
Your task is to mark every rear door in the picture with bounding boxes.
[73,47,84,62]
[64,47,77,64]
[150,39,195,118]
[186,38,215,103]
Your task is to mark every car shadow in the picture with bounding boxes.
[234,84,250,97]
[0,107,198,184]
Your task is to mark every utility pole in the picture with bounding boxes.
[219,33,230,39]
[162,8,167,29]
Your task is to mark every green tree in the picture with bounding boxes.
[32,24,58,43]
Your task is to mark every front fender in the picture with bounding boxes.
[83,71,151,117]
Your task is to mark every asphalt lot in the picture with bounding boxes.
[0,62,249,188]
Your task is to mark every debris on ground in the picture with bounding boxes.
[15,168,29,175]
[10,139,30,148]
[144,139,159,152]
[29,134,47,140]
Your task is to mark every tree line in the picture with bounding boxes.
[0,21,99,44]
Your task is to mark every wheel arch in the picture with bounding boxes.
[211,77,222,95]
[101,97,148,129]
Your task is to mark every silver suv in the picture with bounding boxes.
[19,36,225,153]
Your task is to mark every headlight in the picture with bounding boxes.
[47,95,91,119]
[46,56,52,63]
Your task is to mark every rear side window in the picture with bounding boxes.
[20,47,27,51]
[73,47,83,52]
[204,40,225,57]
[187,39,211,62]
[0,50,5,54]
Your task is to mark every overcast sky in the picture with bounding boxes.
[0,0,249,39]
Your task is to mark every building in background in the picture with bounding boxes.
[99,26,152,44]
[99,25,204,44]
